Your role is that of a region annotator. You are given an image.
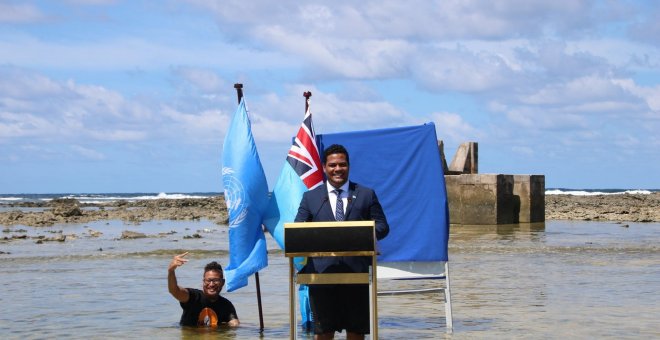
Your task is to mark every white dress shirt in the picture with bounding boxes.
[326,181,349,219]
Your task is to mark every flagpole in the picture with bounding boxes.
[303,91,312,106]
[234,83,265,332]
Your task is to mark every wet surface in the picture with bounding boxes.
[1,220,659,339]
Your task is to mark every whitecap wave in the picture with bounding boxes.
[546,189,653,196]
[0,197,23,201]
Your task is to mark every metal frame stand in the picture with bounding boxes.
[284,221,378,339]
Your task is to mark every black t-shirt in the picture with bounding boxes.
[179,288,238,327]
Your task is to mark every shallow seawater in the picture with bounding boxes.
[1,220,659,339]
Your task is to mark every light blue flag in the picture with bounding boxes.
[263,100,323,249]
[262,162,307,249]
[263,162,314,330]
[222,98,269,292]
[262,100,323,331]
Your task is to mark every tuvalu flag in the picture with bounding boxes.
[262,94,323,329]
[262,96,323,248]
[222,97,269,292]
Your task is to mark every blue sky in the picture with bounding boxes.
[1,0,659,193]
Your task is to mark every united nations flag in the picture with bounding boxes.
[221,97,269,292]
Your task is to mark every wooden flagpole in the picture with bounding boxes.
[233,83,265,332]
[303,91,312,103]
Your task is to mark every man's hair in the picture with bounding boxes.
[323,144,349,164]
[204,261,224,276]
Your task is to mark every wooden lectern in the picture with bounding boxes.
[284,221,378,339]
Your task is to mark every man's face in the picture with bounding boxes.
[324,153,349,188]
[202,270,224,298]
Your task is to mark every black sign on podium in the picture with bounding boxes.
[284,221,379,339]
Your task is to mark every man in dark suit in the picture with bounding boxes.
[295,144,389,340]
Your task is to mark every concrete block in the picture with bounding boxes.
[437,140,449,174]
[445,175,463,224]
[445,174,515,225]
[513,175,545,223]
[448,142,478,174]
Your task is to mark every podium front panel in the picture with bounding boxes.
[284,221,380,339]
[284,221,375,256]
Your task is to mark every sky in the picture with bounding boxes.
[1,0,659,193]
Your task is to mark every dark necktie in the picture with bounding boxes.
[334,189,344,221]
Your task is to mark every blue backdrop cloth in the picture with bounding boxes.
[318,123,449,262]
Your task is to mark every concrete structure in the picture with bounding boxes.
[447,142,477,175]
[446,174,514,225]
[440,140,545,225]
[513,175,545,223]
[445,174,545,225]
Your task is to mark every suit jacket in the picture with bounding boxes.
[294,181,389,274]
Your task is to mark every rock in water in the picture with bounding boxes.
[51,198,82,217]
[120,230,147,239]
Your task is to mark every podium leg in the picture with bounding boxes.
[289,258,296,340]
[370,259,378,339]
[444,261,453,332]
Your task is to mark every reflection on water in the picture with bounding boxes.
[1,220,659,339]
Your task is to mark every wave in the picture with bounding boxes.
[0,192,222,204]
[0,197,23,201]
[65,192,215,203]
[546,189,655,196]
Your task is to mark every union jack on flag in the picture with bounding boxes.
[262,93,323,331]
[286,98,324,189]
[263,94,324,249]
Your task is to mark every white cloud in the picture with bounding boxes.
[171,66,228,94]
[86,129,146,142]
[70,145,106,160]
[500,106,588,130]
[250,115,299,143]
[520,76,635,107]
[160,106,228,141]
[412,47,518,92]
[64,0,118,5]
[0,67,154,143]
[0,112,55,138]
[429,111,483,143]
[297,90,411,132]
[228,84,416,138]
[188,1,604,84]
[254,26,412,79]
[0,67,67,98]
[0,32,294,71]
[189,0,598,40]
[614,79,660,111]
[0,3,46,23]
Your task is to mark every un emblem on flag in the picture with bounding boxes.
[222,167,248,228]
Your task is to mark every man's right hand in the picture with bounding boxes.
[168,252,189,272]
[168,252,190,303]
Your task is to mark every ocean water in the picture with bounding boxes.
[0,192,219,205]
[1,219,659,339]
[1,188,658,206]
